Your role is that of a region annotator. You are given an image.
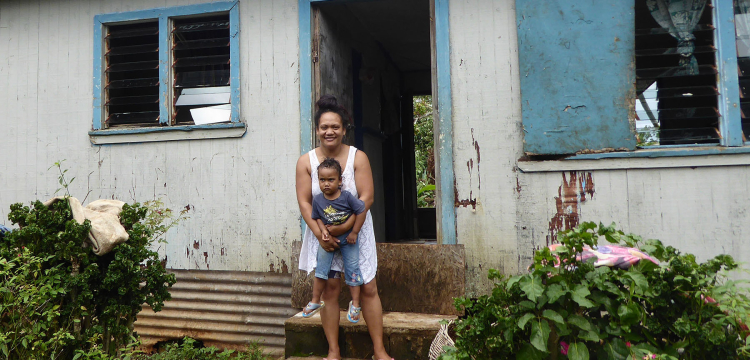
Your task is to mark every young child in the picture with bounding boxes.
[302,158,367,323]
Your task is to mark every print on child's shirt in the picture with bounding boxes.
[323,205,350,225]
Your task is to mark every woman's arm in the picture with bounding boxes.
[296,154,338,251]
[346,212,367,244]
[351,150,374,234]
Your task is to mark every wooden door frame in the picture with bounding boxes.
[298,0,456,245]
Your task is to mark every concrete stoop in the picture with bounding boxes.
[284,310,456,360]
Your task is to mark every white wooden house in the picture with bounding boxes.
[2,0,750,354]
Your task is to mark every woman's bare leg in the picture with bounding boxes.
[361,279,391,360]
[320,277,342,360]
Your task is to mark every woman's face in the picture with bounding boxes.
[316,112,346,147]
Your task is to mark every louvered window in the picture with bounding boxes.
[516,0,750,157]
[635,0,719,146]
[93,2,240,135]
[172,15,231,125]
[104,21,161,128]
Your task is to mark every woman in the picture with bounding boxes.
[296,95,393,360]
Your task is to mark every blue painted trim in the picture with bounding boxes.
[299,0,313,154]
[435,0,456,245]
[95,2,236,23]
[95,9,160,23]
[714,0,744,146]
[88,122,246,136]
[567,146,750,160]
[229,2,241,123]
[93,19,103,130]
[639,143,718,149]
[159,1,236,17]
[299,0,313,239]
[158,15,170,125]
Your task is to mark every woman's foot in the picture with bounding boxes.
[324,349,341,360]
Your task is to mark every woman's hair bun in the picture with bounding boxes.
[313,94,351,128]
[316,94,339,111]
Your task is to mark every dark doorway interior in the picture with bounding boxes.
[312,0,435,242]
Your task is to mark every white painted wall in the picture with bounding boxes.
[3,0,750,298]
[0,0,301,273]
[449,0,750,296]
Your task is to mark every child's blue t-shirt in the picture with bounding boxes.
[311,190,365,242]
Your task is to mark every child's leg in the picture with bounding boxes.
[349,284,361,309]
[304,276,327,316]
[339,239,363,308]
[306,246,334,311]
[311,277,326,304]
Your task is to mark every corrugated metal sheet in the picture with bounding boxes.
[134,270,297,357]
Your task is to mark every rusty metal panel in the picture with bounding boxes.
[134,270,297,357]
[516,0,637,155]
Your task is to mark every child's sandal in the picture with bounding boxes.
[346,300,361,323]
[302,301,325,318]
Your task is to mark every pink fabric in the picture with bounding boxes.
[548,244,659,269]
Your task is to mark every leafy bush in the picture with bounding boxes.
[121,337,271,360]
[0,198,178,358]
[441,222,750,360]
[413,95,435,208]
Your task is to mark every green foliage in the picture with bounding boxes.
[122,338,272,360]
[637,126,660,147]
[0,249,72,359]
[1,193,180,358]
[413,95,435,208]
[441,222,750,360]
[49,159,75,197]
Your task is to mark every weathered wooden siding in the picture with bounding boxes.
[449,0,525,295]
[0,0,301,274]
[449,0,750,296]
[4,0,750,300]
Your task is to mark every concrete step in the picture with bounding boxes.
[285,310,455,360]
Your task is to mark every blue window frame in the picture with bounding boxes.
[515,0,750,159]
[91,1,241,136]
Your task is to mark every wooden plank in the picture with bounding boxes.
[713,0,744,146]
[516,0,637,154]
[519,153,750,172]
[433,0,455,245]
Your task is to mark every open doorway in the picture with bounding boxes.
[309,0,436,242]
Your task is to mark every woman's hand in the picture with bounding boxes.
[326,214,355,236]
[318,235,340,252]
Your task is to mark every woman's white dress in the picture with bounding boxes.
[298,146,378,284]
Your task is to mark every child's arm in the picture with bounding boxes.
[326,214,355,236]
[316,219,332,242]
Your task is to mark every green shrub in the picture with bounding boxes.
[441,222,750,360]
[121,337,272,360]
[0,198,177,358]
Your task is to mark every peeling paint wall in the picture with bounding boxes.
[450,0,524,296]
[449,0,750,297]
[3,0,750,300]
[0,0,301,273]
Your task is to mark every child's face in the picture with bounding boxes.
[318,167,342,195]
